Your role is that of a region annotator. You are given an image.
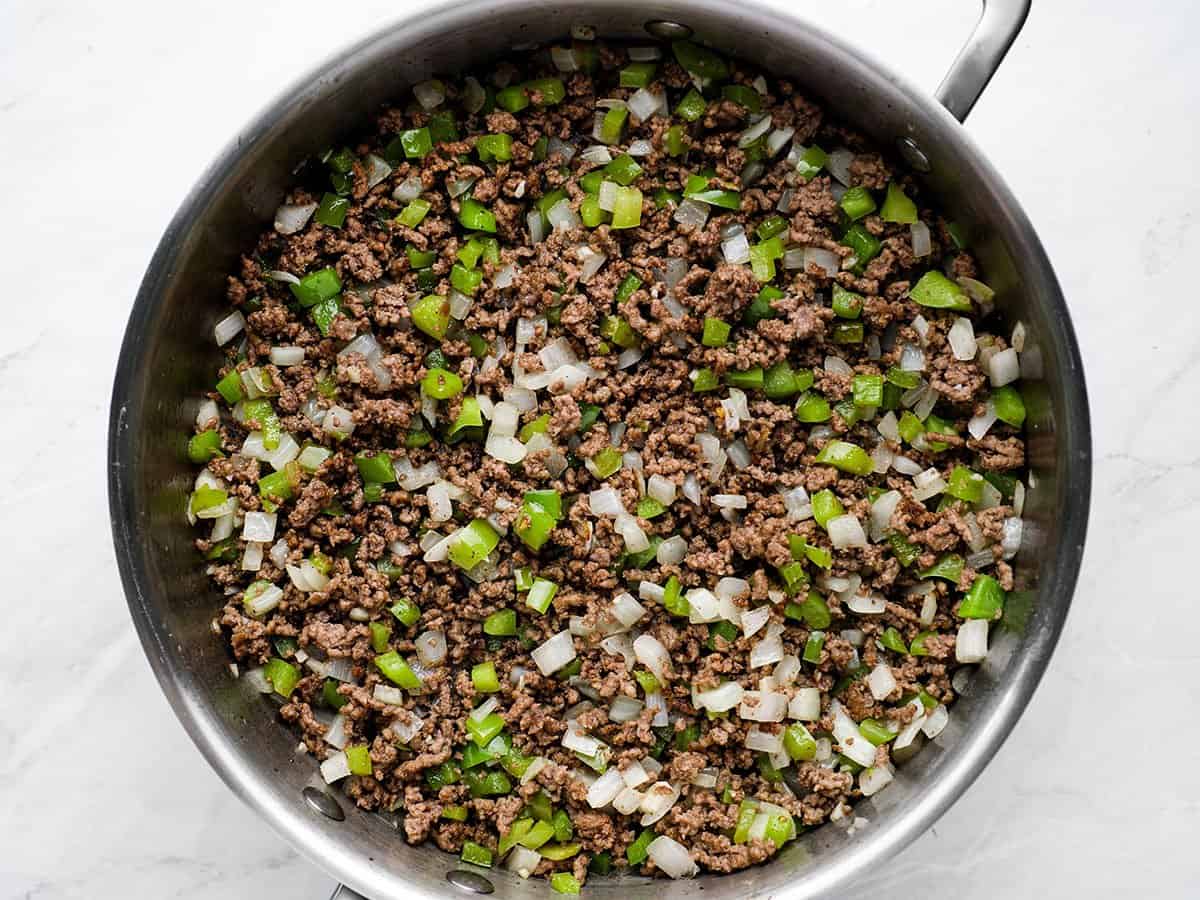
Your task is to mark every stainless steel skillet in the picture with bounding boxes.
[108,1,1090,897]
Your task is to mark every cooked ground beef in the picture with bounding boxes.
[189,35,1027,889]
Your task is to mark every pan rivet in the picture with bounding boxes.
[645,20,693,41]
[446,870,495,894]
[303,786,346,821]
[896,137,931,173]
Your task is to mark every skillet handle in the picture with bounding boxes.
[935,0,1031,122]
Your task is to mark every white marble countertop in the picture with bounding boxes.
[1,0,1197,896]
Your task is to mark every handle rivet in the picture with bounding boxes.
[896,137,931,173]
[447,870,495,894]
[645,20,693,40]
[303,786,346,821]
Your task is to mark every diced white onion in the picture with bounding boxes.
[240,541,263,572]
[741,605,771,638]
[860,765,894,797]
[393,174,424,202]
[214,311,245,346]
[492,263,517,290]
[960,276,995,304]
[505,845,541,878]
[696,686,739,715]
[738,114,773,148]
[918,590,938,626]
[274,202,317,235]
[739,690,788,722]
[563,720,602,756]
[547,198,580,232]
[589,487,624,517]
[847,592,886,615]
[322,405,355,439]
[750,630,785,668]
[598,632,635,669]
[893,699,927,751]
[587,768,625,808]
[546,363,588,395]
[578,247,608,283]
[948,317,977,361]
[922,704,950,738]
[831,701,877,767]
[644,691,669,726]
[746,725,784,753]
[532,631,576,675]
[899,343,925,373]
[639,582,665,604]
[396,459,440,491]
[285,561,328,593]
[911,221,932,257]
[320,751,351,784]
[780,485,812,521]
[414,630,446,667]
[686,588,720,624]
[485,433,527,464]
[766,126,795,156]
[639,781,681,826]
[269,346,305,367]
[633,634,670,681]
[364,154,392,190]
[413,79,445,110]
[657,534,687,565]
[722,231,751,265]
[646,835,697,879]
[1002,517,1023,559]
[527,209,546,244]
[551,46,578,72]
[390,712,423,744]
[447,289,472,320]
[647,474,676,506]
[617,346,644,370]
[373,684,404,706]
[426,481,453,522]
[802,247,840,276]
[827,149,854,185]
[613,787,643,814]
[871,443,893,475]
[828,514,867,549]
[612,592,647,627]
[869,491,901,542]
[673,198,710,229]
[989,347,1020,386]
[627,139,653,157]
[867,663,897,700]
[912,467,947,502]
[789,687,821,721]
[242,511,277,543]
[628,45,661,61]
[580,145,614,166]
[606,696,643,726]
[956,619,989,663]
[968,400,998,439]
[627,88,664,122]
[712,494,748,510]
[469,697,499,724]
